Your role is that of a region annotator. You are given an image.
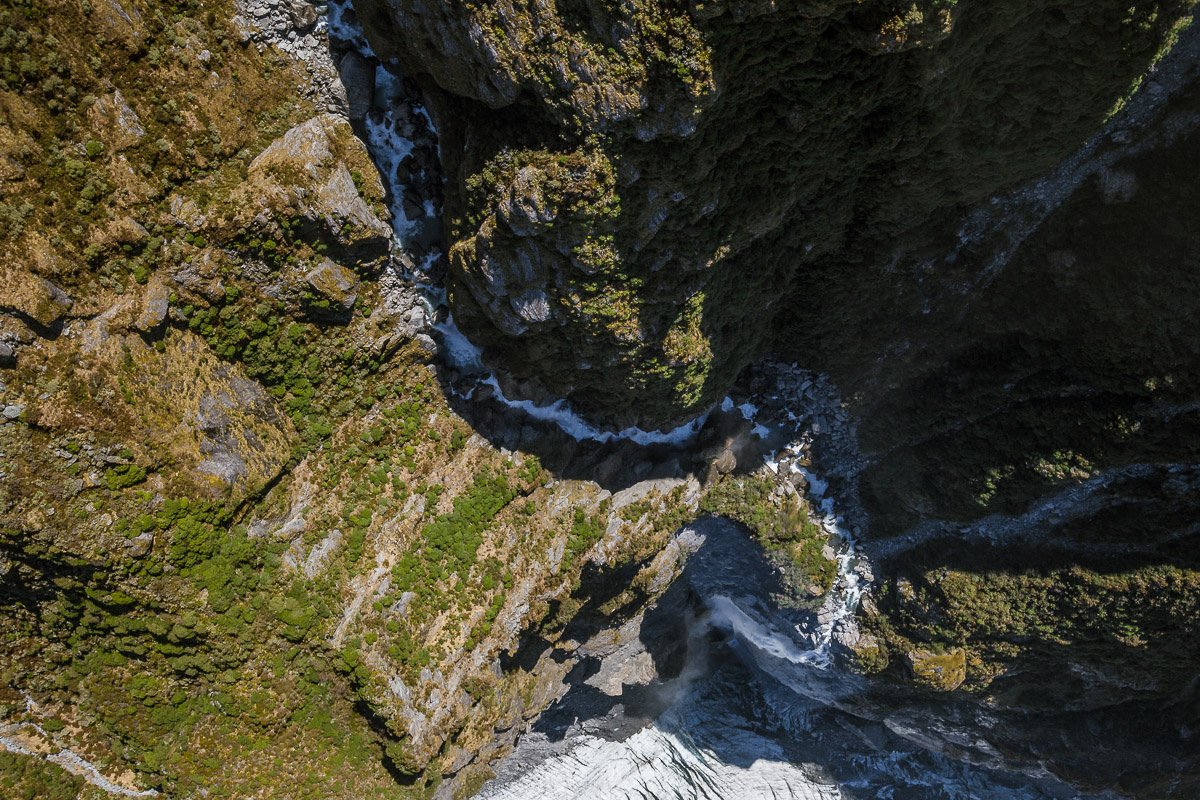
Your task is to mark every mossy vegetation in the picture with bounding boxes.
[0,751,86,800]
[381,0,1196,426]
[0,500,415,797]
[5,0,1199,793]
[102,462,148,490]
[566,507,606,562]
[855,531,1200,710]
[0,0,442,794]
[0,0,309,282]
[701,475,836,594]
[904,647,967,691]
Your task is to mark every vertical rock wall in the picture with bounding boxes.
[356,0,1194,428]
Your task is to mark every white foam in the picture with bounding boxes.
[709,596,827,666]
[362,69,419,243]
[430,315,706,444]
[739,393,869,662]
[327,2,427,246]
[433,314,484,371]
[479,375,708,446]
[325,0,375,58]
[796,466,828,499]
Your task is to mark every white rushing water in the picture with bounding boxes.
[329,1,712,449]
[480,723,844,800]
[362,69,418,242]
[477,375,710,446]
[757,398,869,666]
[477,393,898,800]
[707,595,827,666]
[475,389,1102,799]
[332,24,884,781]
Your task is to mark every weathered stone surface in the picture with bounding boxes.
[305,259,359,310]
[60,329,296,498]
[134,279,171,332]
[124,531,154,558]
[711,447,737,476]
[0,267,73,328]
[92,0,146,50]
[338,51,375,122]
[87,89,146,151]
[509,289,551,324]
[301,528,343,578]
[904,648,967,691]
[238,113,391,265]
[285,0,318,29]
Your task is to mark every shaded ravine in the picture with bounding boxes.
[327,0,720,449]
[325,4,1192,798]
[460,369,1200,798]
[475,524,1103,800]
[869,462,1200,561]
[468,370,1109,799]
[942,18,1200,303]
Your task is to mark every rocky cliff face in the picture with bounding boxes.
[356,0,1194,428]
[351,0,1200,792]
[838,79,1200,794]
[5,0,1200,796]
[0,0,823,796]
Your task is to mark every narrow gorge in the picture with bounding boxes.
[1,0,1198,798]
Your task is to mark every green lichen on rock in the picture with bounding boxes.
[904,646,967,690]
[700,474,837,595]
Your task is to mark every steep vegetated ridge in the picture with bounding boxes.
[354,0,1194,425]
[0,0,756,796]
[0,0,425,792]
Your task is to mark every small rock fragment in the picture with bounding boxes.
[905,648,966,691]
[134,280,171,332]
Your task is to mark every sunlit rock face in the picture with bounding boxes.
[355,0,1192,428]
